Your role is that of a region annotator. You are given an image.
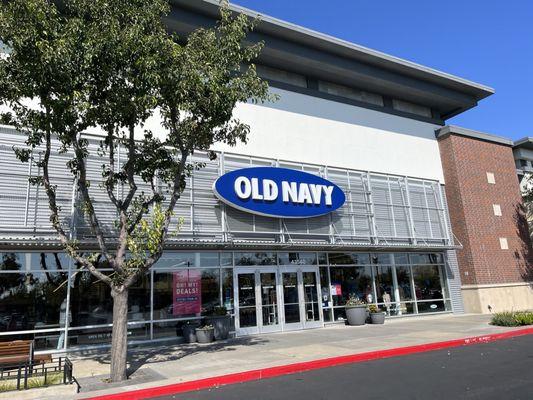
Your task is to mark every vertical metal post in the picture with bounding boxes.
[403,177,417,245]
[23,159,32,226]
[365,172,378,245]
[422,182,434,239]
[33,152,42,229]
[219,152,228,242]
[437,184,451,245]
[387,177,398,239]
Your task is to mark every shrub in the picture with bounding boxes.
[491,311,533,327]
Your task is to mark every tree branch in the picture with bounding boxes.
[41,123,111,285]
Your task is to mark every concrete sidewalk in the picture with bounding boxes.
[1,313,526,400]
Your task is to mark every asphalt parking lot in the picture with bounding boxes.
[155,334,533,400]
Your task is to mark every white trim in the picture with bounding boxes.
[462,282,533,290]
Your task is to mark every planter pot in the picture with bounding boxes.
[182,323,200,343]
[370,312,386,325]
[345,306,367,326]
[205,315,232,340]
[195,327,215,344]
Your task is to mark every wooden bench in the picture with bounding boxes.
[0,340,33,367]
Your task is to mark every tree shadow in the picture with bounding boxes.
[513,203,533,282]
[72,334,270,379]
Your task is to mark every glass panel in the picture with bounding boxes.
[318,253,328,265]
[70,270,113,327]
[417,300,446,313]
[395,266,413,301]
[303,272,319,322]
[67,323,149,347]
[322,308,332,322]
[282,272,300,323]
[238,273,257,328]
[0,271,68,333]
[412,265,444,300]
[152,269,220,320]
[328,253,370,265]
[333,307,347,322]
[220,253,233,267]
[128,272,150,321]
[320,267,331,308]
[371,253,391,265]
[393,253,409,265]
[234,252,277,266]
[222,268,234,311]
[278,253,317,266]
[330,266,373,306]
[410,253,444,265]
[260,273,279,326]
[1,252,72,271]
[374,265,394,305]
[153,253,197,269]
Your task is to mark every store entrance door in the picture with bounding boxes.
[234,268,281,335]
[234,266,322,336]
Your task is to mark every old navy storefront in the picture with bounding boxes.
[0,128,460,352]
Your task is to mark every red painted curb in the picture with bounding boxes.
[84,327,533,400]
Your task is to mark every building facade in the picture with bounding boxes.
[2,0,529,354]
[437,126,533,313]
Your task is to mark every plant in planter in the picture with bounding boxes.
[368,304,386,325]
[345,295,367,326]
[181,320,201,343]
[195,324,215,344]
[205,306,232,340]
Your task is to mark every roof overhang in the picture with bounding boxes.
[167,0,494,121]
[436,125,514,146]
[513,137,533,151]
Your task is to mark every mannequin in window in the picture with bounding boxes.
[382,292,391,316]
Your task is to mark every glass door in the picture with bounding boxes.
[302,269,323,329]
[235,272,259,335]
[234,268,281,336]
[259,271,281,333]
[281,271,302,331]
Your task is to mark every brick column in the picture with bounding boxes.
[437,126,533,313]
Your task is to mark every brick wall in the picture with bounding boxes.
[438,133,532,286]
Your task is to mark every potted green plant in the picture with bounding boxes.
[345,295,367,326]
[205,306,232,340]
[195,324,215,343]
[181,320,201,343]
[368,304,386,324]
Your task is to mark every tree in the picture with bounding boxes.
[0,0,271,381]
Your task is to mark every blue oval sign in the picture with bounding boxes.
[213,167,346,218]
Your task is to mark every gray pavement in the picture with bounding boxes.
[159,334,533,400]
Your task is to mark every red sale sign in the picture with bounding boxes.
[172,270,202,316]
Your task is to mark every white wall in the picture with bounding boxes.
[212,88,445,183]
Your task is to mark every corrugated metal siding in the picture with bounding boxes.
[440,185,465,314]
[0,126,453,249]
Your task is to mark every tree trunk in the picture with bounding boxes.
[110,288,129,382]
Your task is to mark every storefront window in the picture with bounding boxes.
[128,272,151,321]
[222,268,233,311]
[153,269,220,320]
[0,271,67,332]
[69,270,113,327]
[330,266,373,305]
[395,266,413,302]
[278,252,318,265]
[234,252,276,266]
[328,253,370,265]
[374,265,394,305]
[412,265,444,301]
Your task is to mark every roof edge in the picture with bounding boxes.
[436,125,514,147]
[192,0,495,97]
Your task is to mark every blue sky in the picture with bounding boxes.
[233,0,533,140]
